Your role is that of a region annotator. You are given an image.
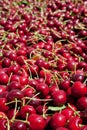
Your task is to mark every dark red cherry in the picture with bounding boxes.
[7,89,23,101]
[20,105,36,119]
[76,97,87,110]
[67,116,82,130]
[28,114,46,130]
[36,83,49,98]
[52,90,67,106]
[71,81,87,98]
[50,113,66,129]
[10,121,27,130]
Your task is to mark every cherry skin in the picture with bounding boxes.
[52,90,67,106]
[67,116,82,130]
[0,73,9,85]
[2,57,11,67]
[59,79,70,91]
[0,98,9,112]
[76,97,87,110]
[61,107,74,120]
[7,89,24,101]
[23,87,35,97]
[28,114,46,130]
[10,121,27,130]
[36,82,49,98]
[71,81,87,98]
[0,118,7,130]
[0,85,6,95]
[7,81,21,91]
[50,113,66,129]
[29,96,41,108]
[20,105,36,119]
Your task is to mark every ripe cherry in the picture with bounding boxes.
[52,90,67,106]
[7,89,24,101]
[28,114,46,130]
[20,105,36,119]
[0,73,9,85]
[50,113,66,129]
[71,81,87,98]
[76,97,87,110]
[67,116,82,130]
[2,58,11,67]
[61,107,74,120]
[36,83,49,98]
[10,121,27,130]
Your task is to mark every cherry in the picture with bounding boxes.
[36,83,49,98]
[0,73,9,85]
[9,52,17,61]
[0,85,6,95]
[50,113,66,129]
[67,60,78,71]
[49,84,59,94]
[71,81,87,98]
[10,74,20,82]
[20,105,36,119]
[7,89,24,101]
[59,79,70,91]
[23,87,35,97]
[36,105,48,115]
[7,108,19,120]
[7,81,21,91]
[28,114,46,130]
[67,116,82,130]
[61,107,74,120]
[2,58,11,67]
[9,64,20,74]
[52,90,67,106]
[76,97,87,110]
[71,73,85,82]
[10,121,27,130]
[19,76,28,85]
[0,98,9,112]
[0,118,7,130]
[29,96,41,108]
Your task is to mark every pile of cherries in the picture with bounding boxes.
[0,0,87,129]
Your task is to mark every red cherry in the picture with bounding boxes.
[67,116,82,130]
[28,114,46,130]
[77,97,87,110]
[36,83,49,98]
[50,113,66,129]
[0,118,7,130]
[7,108,19,120]
[71,81,87,98]
[23,87,35,97]
[2,58,11,67]
[20,105,36,119]
[0,73,9,85]
[7,89,24,101]
[59,79,70,91]
[0,85,6,94]
[10,121,27,130]
[52,90,67,106]
[61,107,74,120]
[0,98,8,112]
